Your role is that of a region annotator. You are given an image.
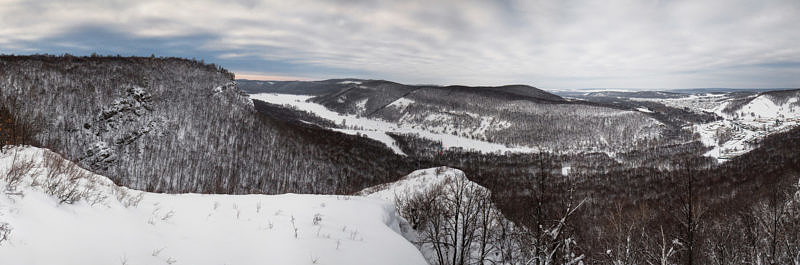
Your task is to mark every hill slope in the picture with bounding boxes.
[0,146,427,265]
[243,79,682,155]
[0,55,418,194]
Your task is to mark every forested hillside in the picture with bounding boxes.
[0,55,418,194]
[417,124,800,264]
[242,79,689,153]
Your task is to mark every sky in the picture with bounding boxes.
[1,0,798,89]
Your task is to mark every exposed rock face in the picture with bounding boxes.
[212,81,255,110]
[82,85,162,171]
[83,141,115,171]
[94,85,154,133]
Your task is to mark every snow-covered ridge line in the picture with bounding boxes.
[358,167,478,202]
[0,146,427,265]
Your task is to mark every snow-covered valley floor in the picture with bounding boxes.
[249,93,538,155]
[0,146,427,265]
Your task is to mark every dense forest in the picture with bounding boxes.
[0,55,420,194]
[380,126,799,264]
[439,127,799,264]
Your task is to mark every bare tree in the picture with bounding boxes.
[395,168,522,265]
[0,222,11,246]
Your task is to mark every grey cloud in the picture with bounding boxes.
[0,0,798,89]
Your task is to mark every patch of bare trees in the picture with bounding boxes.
[396,170,514,265]
[2,146,143,207]
[395,166,585,265]
[599,174,800,265]
[0,222,10,246]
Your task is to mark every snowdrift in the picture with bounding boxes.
[358,166,480,203]
[0,146,427,265]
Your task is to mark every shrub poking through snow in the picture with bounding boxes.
[312,213,323,225]
[0,222,11,246]
[1,146,144,206]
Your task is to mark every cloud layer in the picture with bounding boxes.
[1,0,798,88]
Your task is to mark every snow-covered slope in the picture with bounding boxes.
[358,167,477,203]
[0,146,427,265]
[719,93,800,120]
[694,91,800,160]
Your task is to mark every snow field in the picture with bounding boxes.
[0,146,427,265]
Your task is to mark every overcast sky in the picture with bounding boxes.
[1,0,798,89]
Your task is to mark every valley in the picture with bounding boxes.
[1,56,799,265]
[3,0,799,263]
[563,88,800,161]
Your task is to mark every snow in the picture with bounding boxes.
[693,94,800,161]
[250,93,539,154]
[358,167,471,203]
[337,81,362,85]
[0,146,427,265]
[630,91,800,161]
[422,112,450,123]
[630,93,728,112]
[727,95,800,120]
[387,97,415,110]
[636,107,653,113]
[357,167,477,263]
[354,98,368,115]
[561,165,572,176]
